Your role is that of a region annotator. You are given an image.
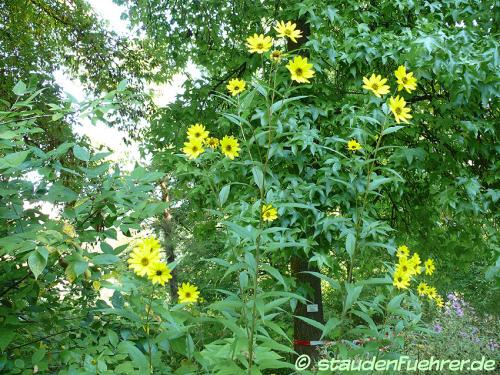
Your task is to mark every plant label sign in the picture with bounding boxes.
[306,304,318,313]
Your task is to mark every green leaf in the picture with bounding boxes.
[117,341,149,372]
[108,330,119,347]
[222,221,255,241]
[219,185,230,206]
[92,254,120,265]
[251,166,264,191]
[0,328,15,351]
[343,283,363,313]
[100,242,114,254]
[345,232,356,259]
[382,126,404,135]
[302,271,340,290]
[321,317,341,339]
[0,150,30,169]
[294,315,325,331]
[31,348,46,364]
[28,248,48,279]
[244,252,257,274]
[368,176,393,191]
[12,81,27,96]
[387,294,405,313]
[73,145,90,162]
[117,79,128,92]
[270,96,307,112]
[262,264,288,291]
[0,130,18,139]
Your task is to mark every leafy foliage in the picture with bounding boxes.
[0,0,498,373]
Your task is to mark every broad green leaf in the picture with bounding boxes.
[294,315,325,331]
[302,271,340,290]
[270,95,307,112]
[117,341,149,372]
[12,81,27,96]
[73,144,90,162]
[0,328,15,351]
[251,166,264,191]
[321,317,341,339]
[343,283,363,313]
[0,150,30,169]
[382,126,404,135]
[387,294,405,313]
[92,254,120,265]
[345,232,356,259]
[117,79,128,91]
[219,185,230,206]
[28,248,48,279]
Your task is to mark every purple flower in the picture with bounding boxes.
[433,324,443,333]
[487,341,499,351]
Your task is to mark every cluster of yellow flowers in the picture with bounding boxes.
[347,66,417,153]
[226,20,315,99]
[392,245,443,307]
[362,66,417,124]
[127,237,200,304]
[182,123,240,160]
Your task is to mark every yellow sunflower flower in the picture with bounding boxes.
[136,237,161,253]
[434,295,444,308]
[417,282,429,296]
[127,248,161,277]
[388,95,412,124]
[424,258,435,275]
[395,65,417,93]
[286,55,315,83]
[274,21,302,43]
[226,78,246,96]
[147,262,172,286]
[426,286,438,300]
[396,245,410,258]
[62,222,76,238]
[187,123,209,141]
[270,50,283,62]
[409,253,422,275]
[246,34,273,54]
[393,269,411,289]
[262,204,278,222]
[347,139,362,152]
[362,74,390,97]
[205,137,219,149]
[178,282,200,304]
[182,139,205,160]
[220,135,240,160]
[396,257,412,276]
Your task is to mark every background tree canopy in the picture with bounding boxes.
[0,0,498,373]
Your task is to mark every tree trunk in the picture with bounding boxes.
[291,255,324,362]
[160,180,178,302]
[288,18,324,365]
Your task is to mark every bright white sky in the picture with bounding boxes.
[54,0,199,169]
